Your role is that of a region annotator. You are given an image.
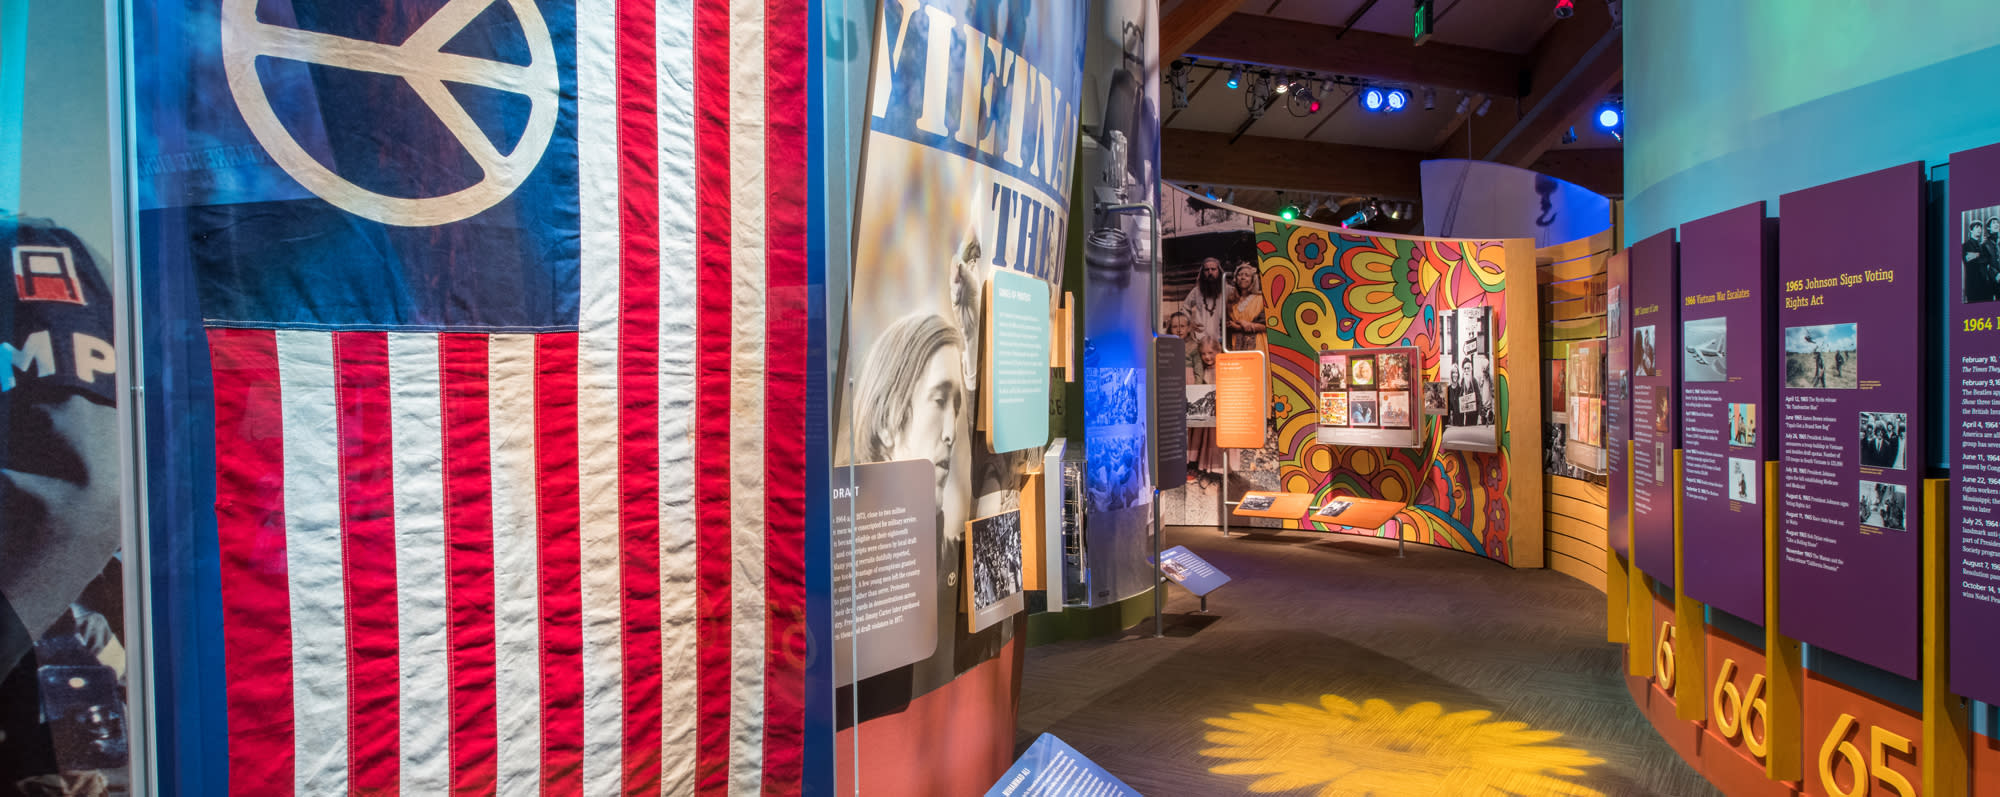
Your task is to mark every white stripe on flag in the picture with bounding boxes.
[728,0,768,792]
[276,329,350,796]
[655,0,701,793]
[389,333,451,794]
[573,0,626,792]
[489,334,544,797]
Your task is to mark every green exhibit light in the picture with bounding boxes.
[1280,204,1300,221]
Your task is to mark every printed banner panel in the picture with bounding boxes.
[1676,202,1773,622]
[1629,231,1679,582]
[1950,141,2000,704]
[1776,162,1924,680]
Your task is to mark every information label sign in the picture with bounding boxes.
[1677,202,1773,621]
[985,734,1141,797]
[1608,252,1631,554]
[987,268,1053,452]
[1215,350,1267,448]
[1949,141,2000,703]
[1154,335,1187,486]
[1630,231,1680,582]
[1776,162,1924,679]
[1157,545,1230,596]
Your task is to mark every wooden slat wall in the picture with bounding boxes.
[1546,475,1609,590]
[1538,228,1615,591]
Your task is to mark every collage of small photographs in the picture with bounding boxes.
[1316,349,1416,430]
[1680,314,1762,505]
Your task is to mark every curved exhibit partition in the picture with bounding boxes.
[1159,185,1543,567]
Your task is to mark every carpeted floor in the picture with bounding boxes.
[1016,525,1719,796]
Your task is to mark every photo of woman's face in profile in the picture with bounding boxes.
[891,342,964,504]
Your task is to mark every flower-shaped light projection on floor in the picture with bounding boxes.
[1200,694,1605,796]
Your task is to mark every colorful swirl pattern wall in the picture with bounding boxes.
[1253,220,1518,562]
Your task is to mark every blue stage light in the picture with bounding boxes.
[1595,99,1623,132]
[1362,87,1386,111]
[1385,89,1409,111]
[1227,65,1243,90]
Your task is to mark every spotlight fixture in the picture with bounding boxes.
[1278,191,1298,221]
[1385,88,1410,111]
[1454,92,1470,114]
[1274,73,1290,94]
[1169,60,1191,111]
[1227,64,1243,90]
[1307,93,1322,113]
[1554,0,1574,18]
[1561,126,1578,145]
[1475,96,1492,116]
[1302,198,1323,219]
[1225,189,1236,205]
[1361,86,1387,112]
[1595,98,1624,132]
[1423,87,1436,111]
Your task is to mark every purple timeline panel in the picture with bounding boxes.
[1777,162,1924,679]
[1951,141,2000,703]
[1630,231,1679,583]
[1677,202,1774,622]
[1608,250,1631,555]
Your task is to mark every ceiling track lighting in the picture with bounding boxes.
[1475,96,1493,116]
[1169,60,1191,111]
[1423,87,1436,111]
[1227,64,1243,90]
[1454,92,1471,115]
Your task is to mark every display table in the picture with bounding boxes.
[1229,491,1404,530]
[1306,495,1404,530]
[1229,491,1314,519]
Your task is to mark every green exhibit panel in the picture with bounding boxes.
[1628,230,1680,583]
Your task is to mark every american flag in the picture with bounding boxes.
[169,0,807,793]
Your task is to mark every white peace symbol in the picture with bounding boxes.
[220,0,561,227]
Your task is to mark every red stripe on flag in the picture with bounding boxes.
[335,331,400,795]
[693,0,735,791]
[209,328,296,797]
[615,0,665,792]
[762,0,810,790]
[442,334,499,796]
[536,333,586,794]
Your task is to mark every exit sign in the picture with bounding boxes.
[1414,0,1434,45]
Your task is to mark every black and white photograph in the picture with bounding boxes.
[964,510,1027,632]
[1729,402,1756,447]
[1315,500,1352,518]
[1238,493,1277,512]
[1084,367,1142,427]
[1085,431,1149,511]
[1441,306,1499,451]
[1350,390,1379,427]
[1859,411,1908,470]
[1634,325,1658,377]
[1728,457,1757,503]
[1784,323,1859,389]
[1858,480,1909,531]
[1683,316,1727,382]
[1963,203,2000,303]
[1654,440,1668,486]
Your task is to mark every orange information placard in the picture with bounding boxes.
[1215,350,1267,448]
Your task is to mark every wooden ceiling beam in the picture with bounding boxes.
[1162,0,1251,64]
[1183,12,1524,98]
[1162,128,1425,201]
[1431,0,1622,169]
